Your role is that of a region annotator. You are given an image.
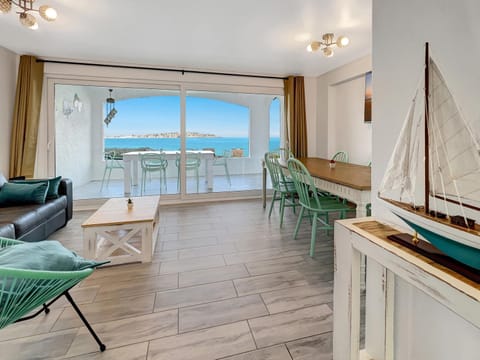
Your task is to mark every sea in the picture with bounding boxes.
[105,137,280,157]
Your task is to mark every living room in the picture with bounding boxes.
[1,1,480,359]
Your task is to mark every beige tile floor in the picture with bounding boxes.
[0,199,342,359]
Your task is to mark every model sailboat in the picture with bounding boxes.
[379,43,480,269]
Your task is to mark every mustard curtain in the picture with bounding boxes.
[284,76,307,158]
[9,55,44,178]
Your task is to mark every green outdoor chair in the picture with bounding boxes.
[205,148,231,187]
[100,151,124,191]
[176,152,201,192]
[287,158,351,257]
[140,152,168,195]
[264,151,297,228]
[0,238,106,352]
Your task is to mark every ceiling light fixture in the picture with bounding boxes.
[0,0,57,30]
[307,33,349,57]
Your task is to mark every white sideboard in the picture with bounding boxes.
[333,218,480,360]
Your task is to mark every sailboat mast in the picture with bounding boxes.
[424,42,430,214]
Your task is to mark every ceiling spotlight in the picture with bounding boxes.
[306,33,350,57]
[0,1,58,29]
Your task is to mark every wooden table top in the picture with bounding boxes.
[291,157,371,191]
[82,196,160,227]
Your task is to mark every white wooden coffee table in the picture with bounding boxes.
[82,196,160,266]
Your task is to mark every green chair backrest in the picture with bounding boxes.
[287,158,323,211]
[104,151,124,169]
[273,148,293,161]
[175,152,201,169]
[332,151,348,163]
[141,152,168,170]
[265,152,289,192]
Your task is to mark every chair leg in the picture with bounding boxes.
[177,167,181,192]
[279,194,286,228]
[224,163,231,186]
[106,167,113,188]
[100,166,108,191]
[64,291,106,352]
[268,190,277,218]
[293,206,305,239]
[195,168,199,193]
[310,213,318,257]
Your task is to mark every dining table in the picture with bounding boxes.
[263,157,371,217]
[122,150,215,195]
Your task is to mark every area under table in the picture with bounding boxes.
[82,196,160,265]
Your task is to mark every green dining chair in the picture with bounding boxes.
[332,151,349,163]
[287,158,351,257]
[319,151,349,200]
[264,152,297,228]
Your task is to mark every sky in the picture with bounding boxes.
[104,95,281,137]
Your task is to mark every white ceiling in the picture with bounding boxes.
[0,0,372,77]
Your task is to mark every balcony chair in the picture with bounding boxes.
[287,158,351,257]
[264,151,297,228]
[204,148,231,187]
[100,151,124,191]
[0,238,107,352]
[176,152,201,192]
[140,152,168,195]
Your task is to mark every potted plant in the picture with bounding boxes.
[329,159,336,169]
[127,198,134,209]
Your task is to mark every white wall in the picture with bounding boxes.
[329,75,372,165]
[373,0,480,358]
[315,55,372,160]
[54,85,94,187]
[0,47,17,177]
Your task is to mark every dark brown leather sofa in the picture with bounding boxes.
[0,178,73,241]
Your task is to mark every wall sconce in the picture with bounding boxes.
[63,100,74,118]
[73,93,83,112]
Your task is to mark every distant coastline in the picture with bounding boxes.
[106,132,217,139]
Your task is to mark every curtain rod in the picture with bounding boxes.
[36,59,287,80]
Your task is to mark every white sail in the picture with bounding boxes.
[378,88,423,205]
[429,59,480,206]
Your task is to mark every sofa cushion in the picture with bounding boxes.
[0,224,14,238]
[35,197,68,221]
[0,182,49,206]
[12,176,62,200]
[0,240,108,271]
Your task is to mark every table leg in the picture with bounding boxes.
[132,160,139,186]
[355,200,368,218]
[124,160,132,196]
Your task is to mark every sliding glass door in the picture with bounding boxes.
[54,82,284,200]
[54,84,180,199]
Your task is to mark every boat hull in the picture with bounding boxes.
[381,200,480,270]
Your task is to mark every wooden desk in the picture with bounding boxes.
[263,157,371,217]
